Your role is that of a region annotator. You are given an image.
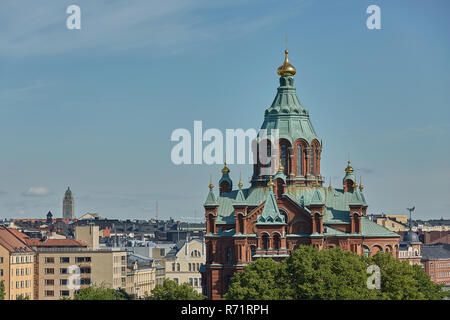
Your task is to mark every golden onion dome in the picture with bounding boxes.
[221,162,230,175]
[345,160,354,174]
[277,50,296,76]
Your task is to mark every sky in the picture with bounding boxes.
[0,0,449,221]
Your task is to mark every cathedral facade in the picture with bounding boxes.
[201,50,400,300]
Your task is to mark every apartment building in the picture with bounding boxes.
[164,238,205,293]
[125,252,165,299]
[0,227,35,300]
[34,247,126,299]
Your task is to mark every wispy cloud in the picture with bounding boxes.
[0,0,299,57]
[22,187,51,197]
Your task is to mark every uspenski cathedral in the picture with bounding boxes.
[201,50,400,300]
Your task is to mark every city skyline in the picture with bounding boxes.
[1,0,449,220]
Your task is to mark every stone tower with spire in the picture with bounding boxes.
[201,49,400,300]
[63,187,75,220]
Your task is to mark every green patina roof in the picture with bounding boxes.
[215,186,372,226]
[360,217,400,237]
[204,189,218,206]
[310,187,325,205]
[257,188,285,224]
[234,188,246,206]
[260,76,321,146]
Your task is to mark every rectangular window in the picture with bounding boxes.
[45,279,54,286]
[60,257,70,263]
[45,268,54,275]
[173,278,179,284]
[189,278,193,286]
[60,290,70,297]
[0,269,3,276]
[60,279,68,286]
[45,257,55,264]
[45,290,54,297]
[0,257,3,263]
[60,268,68,274]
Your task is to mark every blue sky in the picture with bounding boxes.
[0,0,449,221]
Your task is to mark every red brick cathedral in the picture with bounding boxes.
[201,50,400,300]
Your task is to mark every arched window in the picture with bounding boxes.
[262,234,269,250]
[296,145,302,176]
[188,263,191,271]
[226,248,232,264]
[250,246,256,260]
[310,147,315,175]
[280,144,287,174]
[273,234,281,250]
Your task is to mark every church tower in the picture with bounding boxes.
[202,49,400,300]
[63,187,75,220]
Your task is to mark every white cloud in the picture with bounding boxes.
[22,187,51,197]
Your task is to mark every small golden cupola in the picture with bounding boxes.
[277,50,296,76]
[222,161,230,175]
[345,160,354,174]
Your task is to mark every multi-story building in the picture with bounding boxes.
[10,224,127,300]
[201,49,401,299]
[164,238,205,293]
[0,226,35,300]
[421,244,450,286]
[125,252,165,299]
[32,246,127,299]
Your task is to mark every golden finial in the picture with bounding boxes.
[208,175,214,190]
[328,177,333,192]
[277,49,296,76]
[313,177,320,187]
[267,176,275,188]
[359,176,364,191]
[345,160,354,174]
[238,173,243,189]
[221,161,230,175]
[352,181,358,189]
[278,163,284,173]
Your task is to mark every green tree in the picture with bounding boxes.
[150,279,206,300]
[225,245,446,300]
[369,252,446,300]
[225,258,292,300]
[0,280,5,300]
[72,284,125,300]
[16,294,30,300]
[284,246,375,300]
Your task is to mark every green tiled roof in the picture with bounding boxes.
[360,217,400,238]
[204,189,218,206]
[257,188,285,224]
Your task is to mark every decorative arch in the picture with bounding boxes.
[293,139,309,177]
[371,244,383,256]
[261,233,270,250]
[258,138,273,174]
[272,232,281,250]
[278,138,292,175]
[310,139,321,176]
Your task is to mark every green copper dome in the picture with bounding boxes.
[261,74,321,145]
